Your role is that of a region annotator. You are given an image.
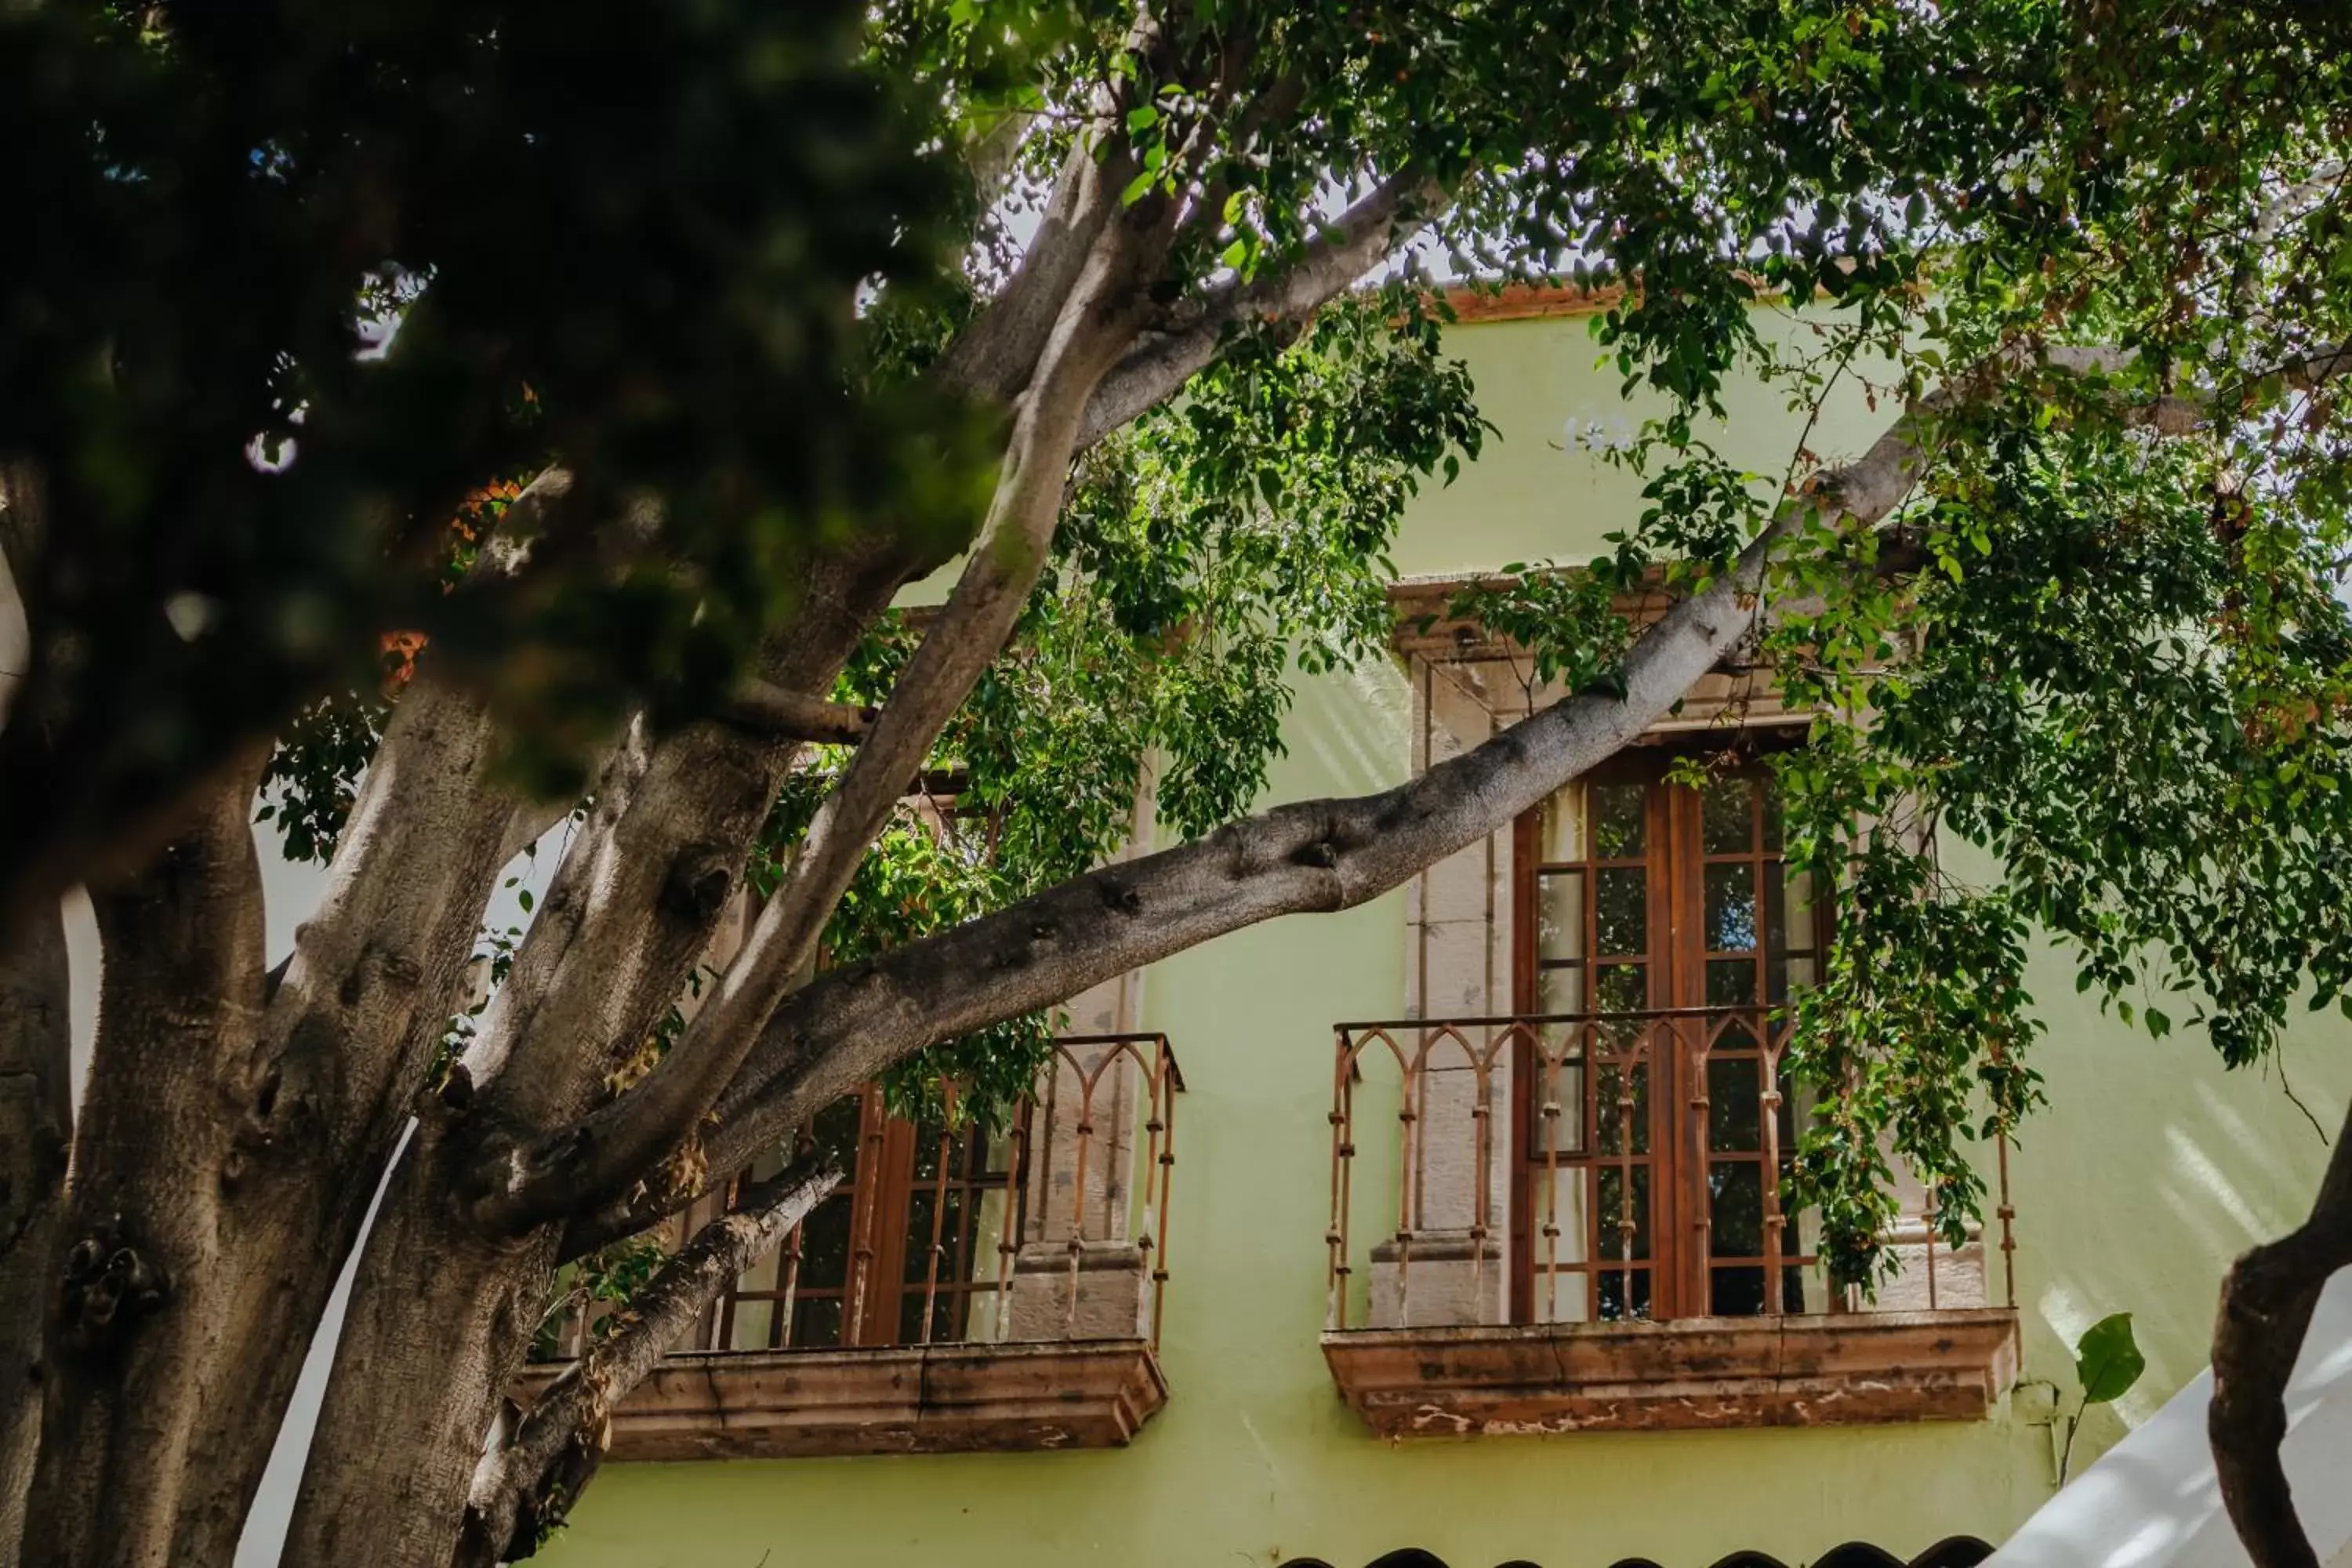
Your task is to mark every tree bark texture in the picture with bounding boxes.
[17,676,523,1567]
[16,764,271,1568]
[0,900,71,1557]
[279,536,923,1568]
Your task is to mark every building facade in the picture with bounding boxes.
[535,293,2352,1568]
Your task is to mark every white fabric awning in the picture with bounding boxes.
[1991,1269,2352,1568]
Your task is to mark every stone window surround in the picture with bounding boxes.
[1334,575,2020,1434]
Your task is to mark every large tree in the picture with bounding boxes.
[6,2,2352,1566]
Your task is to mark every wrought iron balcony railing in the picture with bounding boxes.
[1325,1008,2014,1333]
[540,1032,1181,1361]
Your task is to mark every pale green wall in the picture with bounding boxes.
[545,312,2352,1568]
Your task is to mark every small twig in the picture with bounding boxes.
[2277,1056,2330,1145]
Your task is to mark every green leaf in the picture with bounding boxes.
[1126,104,1158,132]
[2074,1312,2145,1405]
[1120,169,1155,207]
[518,888,535,913]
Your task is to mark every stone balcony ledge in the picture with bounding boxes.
[1323,1308,2020,1437]
[516,1338,1167,1461]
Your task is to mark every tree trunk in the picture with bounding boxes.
[282,1121,564,1568]
[16,665,528,1566]
[0,899,71,1557]
[280,539,923,1568]
[16,768,274,1568]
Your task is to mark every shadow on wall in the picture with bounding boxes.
[1280,1537,1995,1568]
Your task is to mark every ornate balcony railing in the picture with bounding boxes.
[1325,1008,2015,1334]
[540,1032,1182,1360]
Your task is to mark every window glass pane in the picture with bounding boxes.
[1780,1263,1810,1313]
[1762,781,1784,851]
[1704,862,1757,951]
[1594,962,1646,1014]
[1594,866,1647,956]
[1541,784,1588,862]
[794,1193,854,1291]
[1532,1167,1592,1270]
[810,1095,864,1165]
[1768,866,1816,954]
[1711,1264,1768,1316]
[1596,1265,1652,1322]
[1709,1161,1763,1257]
[1537,964,1585,1014]
[1595,1062,1649,1155]
[1700,775,1754,854]
[967,1186,1014,1296]
[1708,1054,1762,1152]
[1706,956,1758,1008]
[1592,782,1646,857]
[1526,1056,1587,1153]
[791,1296,844,1348]
[727,1298,776,1352]
[903,1189,938,1283]
[940,1189,967,1281]
[1532,1265,1592,1325]
[964,1279,1006,1343]
[1595,1164,1651,1259]
[1537,871,1585,964]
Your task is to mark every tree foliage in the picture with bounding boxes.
[0,0,985,910]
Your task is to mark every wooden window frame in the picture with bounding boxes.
[701,1086,1029,1353]
[1505,742,1830,1324]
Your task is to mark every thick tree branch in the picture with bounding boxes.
[717,680,875,746]
[1077,169,1450,450]
[931,122,1128,406]
[260,471,588,1138]
[454,1156,841,1568]
[928,5,1182,407]
[565,394,1944,1255]
[481,109,1168,1235]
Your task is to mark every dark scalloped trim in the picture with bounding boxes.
[1279,1537,1994,1568]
